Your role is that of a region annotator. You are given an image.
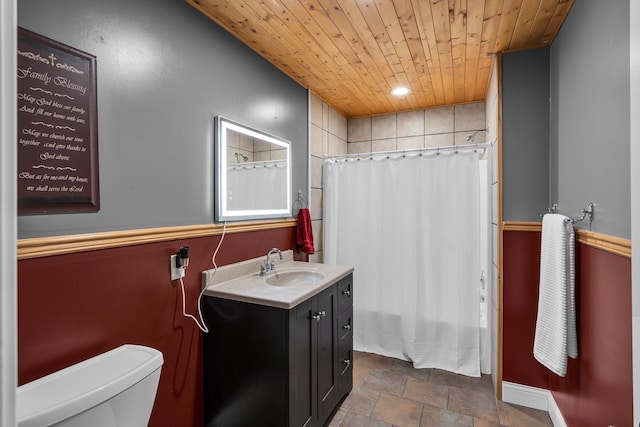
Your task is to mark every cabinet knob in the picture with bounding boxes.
[342,324,351,330]
[342,290,351,297]
[312,311,326,321]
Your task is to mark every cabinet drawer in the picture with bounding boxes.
[337,274,353,314]
[338,333,353,393]
[338,307,352,342]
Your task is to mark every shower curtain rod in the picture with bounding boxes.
[228,159,287,170]
[323,140,495,161]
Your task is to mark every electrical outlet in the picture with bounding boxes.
[170,254,185,280]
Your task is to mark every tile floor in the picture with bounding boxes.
[328,352,553,427]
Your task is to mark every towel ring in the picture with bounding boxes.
[541,202,594,224]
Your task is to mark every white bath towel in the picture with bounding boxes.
[533,213,577,377]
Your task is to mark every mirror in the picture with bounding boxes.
[215,116,292,222]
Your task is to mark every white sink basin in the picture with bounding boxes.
[203,255,353,309]
[265,269,326,287]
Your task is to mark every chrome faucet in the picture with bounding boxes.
[260,247,283,276]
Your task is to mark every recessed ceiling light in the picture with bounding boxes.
[390,86,410,96]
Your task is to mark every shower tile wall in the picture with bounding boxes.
[347,102,486,154]
[310,97,488,263]
[310,92,348,263]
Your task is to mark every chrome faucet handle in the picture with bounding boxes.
[261,248,283,276]
[259,263,269,276]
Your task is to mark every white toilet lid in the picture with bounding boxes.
[17,344,163,427]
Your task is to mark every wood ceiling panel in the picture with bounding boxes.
[187,0,574,118]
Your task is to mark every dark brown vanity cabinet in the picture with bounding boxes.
[203,273,353,427]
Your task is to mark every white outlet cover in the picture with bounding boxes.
[170,255,185,280]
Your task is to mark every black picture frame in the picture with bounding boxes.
[17,27,99,214]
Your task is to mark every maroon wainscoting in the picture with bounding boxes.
[550,243,632,427]
[18,227,296,427]
[502,230,549,389]
[502,229,632,427]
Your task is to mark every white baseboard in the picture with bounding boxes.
[547,392,568,427]
[502,381,567,427]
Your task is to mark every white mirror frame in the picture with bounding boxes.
[214,116,292,222]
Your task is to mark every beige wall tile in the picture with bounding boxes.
[323,130,329,157]
[339,140,348,155]
[338,113,348,141]
[328,107,341,137]
[311,156,323,189]
[309,250,323,264]
[310,188,323,220]
[455,102,486,131]
[271,149,287,160]
[253,139,271,152]
[425,133,454,148]
[372,138,397,152]
[348,116,372,142]
[397,135,424,150]
[323,102,329,130]
[425,106,454,134]
[254,151,270,162]
[348,141,373,154]
[312,219,323,251]
[397,110,424,137]
[310,93,323,126]
[239,134,253,152]
[311,124,323,157]
[328,133,348,156]
[372,114,397,140]
[327,133,339,156]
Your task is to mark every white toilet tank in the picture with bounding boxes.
[17,344,164,427]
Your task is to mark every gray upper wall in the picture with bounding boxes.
[502,48,551,222]
[17,0,308,238]
[550,0,630,239]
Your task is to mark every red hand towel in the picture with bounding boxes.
[296,208,315,255]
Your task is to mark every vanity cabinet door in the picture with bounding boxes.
[315,285,338,425]
[289,298,314,427]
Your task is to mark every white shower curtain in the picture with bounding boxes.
[227,161,288,210]
[323,149,482,376]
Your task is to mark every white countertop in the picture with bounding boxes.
[202,251,353,309]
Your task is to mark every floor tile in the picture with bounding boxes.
[353,361,370,386]
[391,359,432,381]
[337,410,394,427]
[403,376,449,409]
[335,352,553,427]
[339,387,380,417]
[429,368,474,389]
[420,404,473,427]
[496,401,553,426]
[361,368,407,397]
[448,385,499,423]
[371,393,423,427]
[473,418,503,427]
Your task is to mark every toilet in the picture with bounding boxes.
[17,344,163,427]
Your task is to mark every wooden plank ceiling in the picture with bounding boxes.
[187,0,574,118]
